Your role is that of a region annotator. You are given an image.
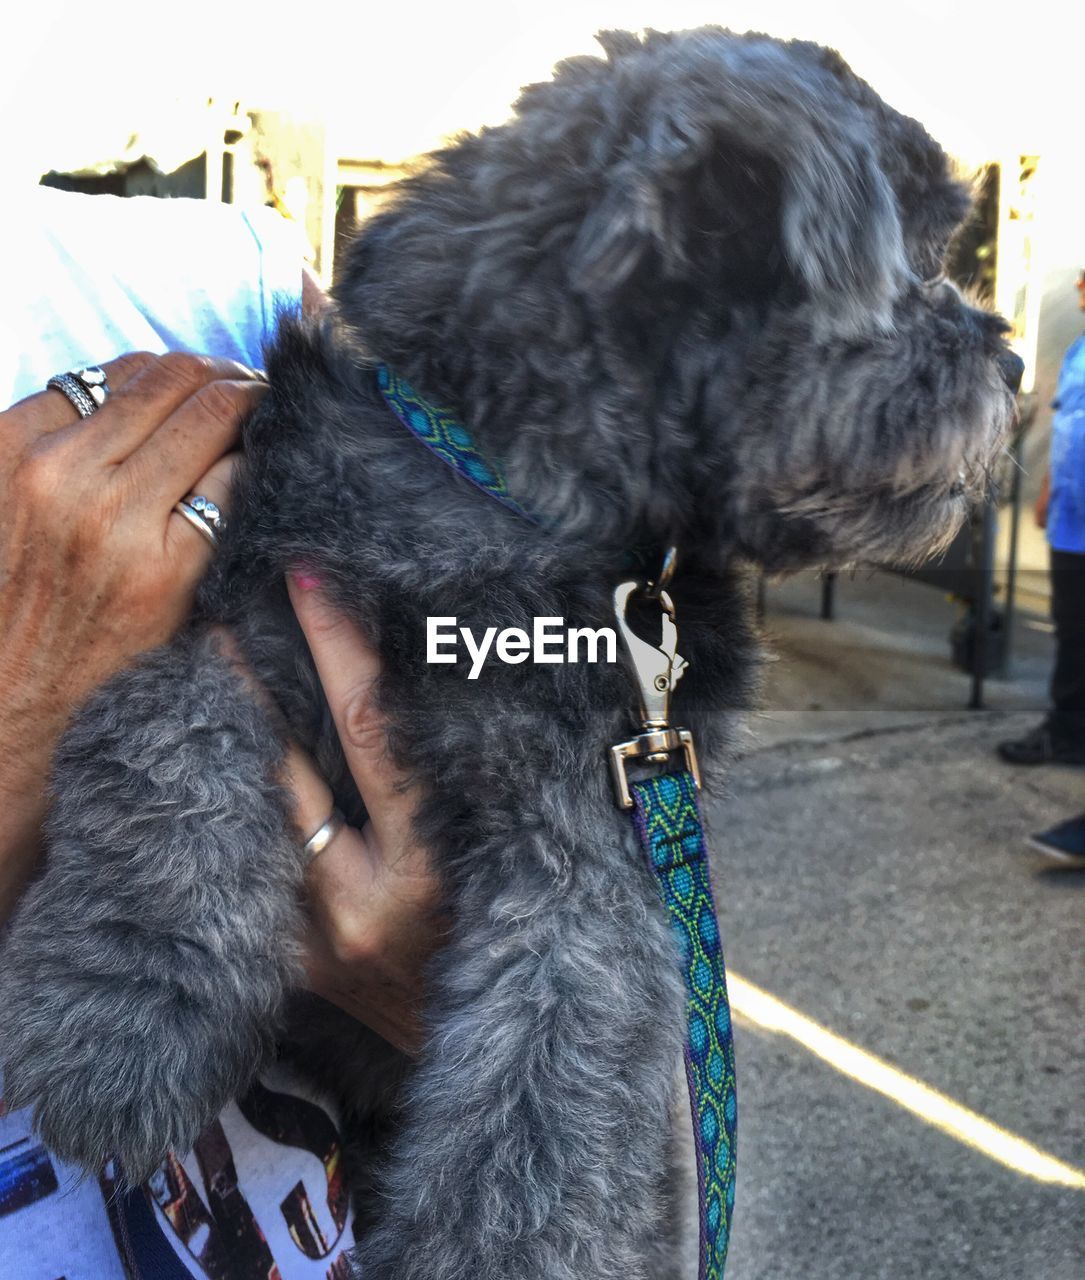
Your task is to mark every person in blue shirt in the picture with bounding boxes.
[999,267,1085,771]
[999,268,1085,868]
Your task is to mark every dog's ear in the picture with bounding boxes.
[569,33,906,333]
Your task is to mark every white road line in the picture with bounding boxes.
[729,972,1085,1190]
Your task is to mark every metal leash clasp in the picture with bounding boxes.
[609,557,701,809]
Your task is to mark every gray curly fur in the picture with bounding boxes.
[0,28,1019,1278]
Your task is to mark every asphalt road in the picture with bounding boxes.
[707,572,1084,1280]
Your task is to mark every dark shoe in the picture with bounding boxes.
[997,723,1085,766]
[1028,815,1085,867]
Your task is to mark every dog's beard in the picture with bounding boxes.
[736,385,1014,573]
[725,317,1017,574]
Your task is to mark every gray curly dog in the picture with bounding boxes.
[1,28,1021,1279]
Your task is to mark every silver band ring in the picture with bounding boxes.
[46,372,98,418]
[303,806,345,862]
[46,366,110,418]
[173,494,226,548]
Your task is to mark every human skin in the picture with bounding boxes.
[0,352,440,1054]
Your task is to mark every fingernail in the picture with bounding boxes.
[291,569,322,591]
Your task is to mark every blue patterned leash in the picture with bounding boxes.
[610,578,736,1278]
[376,365,737,1276]
[632,772,737,1277]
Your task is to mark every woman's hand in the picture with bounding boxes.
[0,353,265,918]
[286,574,445,1055]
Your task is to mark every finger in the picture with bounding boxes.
[285,741,433,1056]
[19,352,174,439]
[283,740,340,846]
[284,742,436,939]
[164,451,240,567]
[286,574,422,860]
[123,379,265,504]
[280,742,388,920]
[91,352,263,463]
[281,744,387,977]
[207,638,351,856]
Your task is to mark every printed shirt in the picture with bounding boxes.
[1048,334,1085,554]
[0,186,355,1279]
[0,1066,354,1280]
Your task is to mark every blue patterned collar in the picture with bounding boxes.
[375,365,536,523]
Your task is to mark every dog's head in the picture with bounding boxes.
[335,28,1019,571]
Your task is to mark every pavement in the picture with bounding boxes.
[705,570,1084,1280]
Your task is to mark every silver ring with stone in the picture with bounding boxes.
[303,807,345,862]
[46,366,110,417]
[173,494,226,548]
[70,366,110,406]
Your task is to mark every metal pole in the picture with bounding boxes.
[1000,395,1035,675]
[1001,428,1023,675]
[969,499,998,709]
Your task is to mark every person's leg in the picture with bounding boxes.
[998,547,1085,764]
[1047,548,1085,745]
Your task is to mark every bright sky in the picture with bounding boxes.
[3,0,1077,171]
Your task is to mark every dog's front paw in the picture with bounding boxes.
[0,941,265,1180]
[0,632,305,1179]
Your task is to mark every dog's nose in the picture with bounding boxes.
[997,351,1025,394]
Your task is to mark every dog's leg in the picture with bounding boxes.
[354,797,686,1280]
[277,992,410,1235]
[643,1077,702,1280]
[0,630,303,1181]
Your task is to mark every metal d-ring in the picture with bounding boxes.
[644,545,678,600]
